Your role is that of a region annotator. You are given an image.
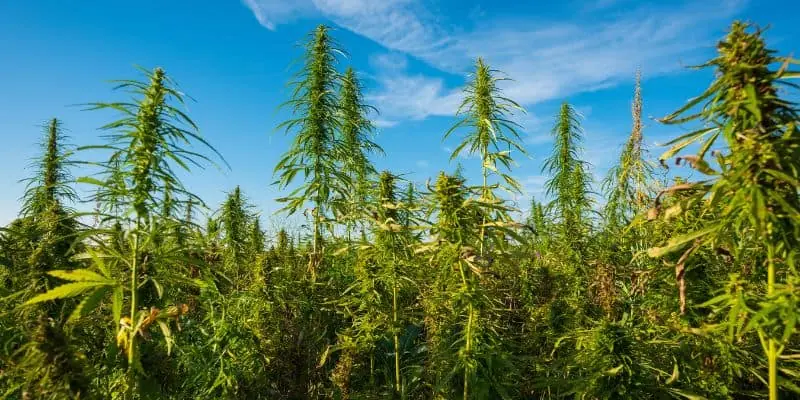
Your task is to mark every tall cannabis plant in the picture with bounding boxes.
[338,67,383,238]
[372,171,412,394]
[275,24,346,279]
[329,171,416,396]
[604,71,653,227]
[445,58,527,254]
[420,172,513,399]
[25,67,222,398]
[543,103,592,248]
[220,186,252,289]
[6,118,86,399]
[19,118,80,301]
[649,22,800,398]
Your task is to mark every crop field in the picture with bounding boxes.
[0,9,799,400]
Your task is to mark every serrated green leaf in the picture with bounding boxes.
[24,281,110,305]
[667,388,707,400]
[151,278,164,298]
[68,286,111,323]
[112,286,123,327]
[744,84,762,121]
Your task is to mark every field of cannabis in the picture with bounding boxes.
[0,20,798,400]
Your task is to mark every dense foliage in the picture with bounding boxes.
[1,21,799,400]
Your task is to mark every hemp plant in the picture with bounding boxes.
[604,70,654,228]
[338,67,383,239]
[19,118,81,305]
[445,58,527,255]
[8,118,86,399]
[543,102,592,252]
[419,172,515,399]
[24,66,223,398]
[648,22,800,399]
[274,24,347,279]
[329,171,416,397]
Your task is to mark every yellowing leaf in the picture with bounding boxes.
[605,365,624,376]
[647,224,720,258]
[664,204,683,220]
[157,320,174,356]
[666,363,679,385]
[48,269,113,283]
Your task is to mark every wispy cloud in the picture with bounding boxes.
[525,134,553,145]
[369,52,409,72]
[416,159,429,168]
[579,0,635,12]
[441,146,482,161]
[243,0,744,124]
[372,118,399,128]
[366,70,462,125]
[242,0,316,30]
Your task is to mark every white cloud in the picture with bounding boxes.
[416,160,429,168]
[441,146,481,161]
[523,175,548,191]
[372,118,398,128]
[369,52,408,72]
[311,0,455,58]
[366,72,462,122]
[243,0,744,119]
[580,0,633,12]
[242,0,315,30]
[525,134,553,145]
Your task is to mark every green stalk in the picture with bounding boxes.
[767,244,777,400]
[464,304,474,400]
[312,189,321,281]
[127,230,139,399]
[393,277,401,393]
[370,355,375,386]
[458,261,472,400]
[479,154,488,257]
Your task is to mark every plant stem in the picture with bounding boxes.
[127,230,139,399]
[479,163,488,257]
[767,244,777,400]
[393,279,401,394]
[464,304,474,400]
[370,354,375,386]
[459,260,473,400]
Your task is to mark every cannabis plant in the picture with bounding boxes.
[2,118,86,399]
[604,70,654,227]
[275,24,347,279]
[420,172,515,399]
[445,58,527,254]
[338,67,383,239]
[24,67,222,398]
[650,22,800,398]
[543,102,593,247]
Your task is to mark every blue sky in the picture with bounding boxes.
[1,0,798,227]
